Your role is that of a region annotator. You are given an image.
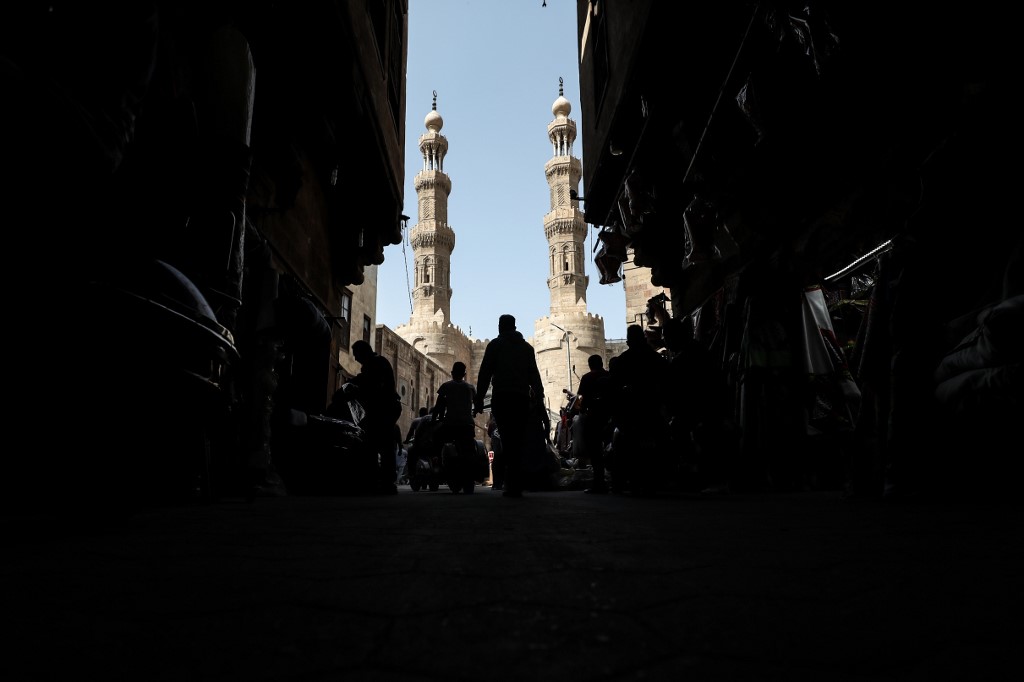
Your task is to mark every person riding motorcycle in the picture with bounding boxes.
[432,361,479,493]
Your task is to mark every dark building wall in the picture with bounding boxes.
[1,1,410,503]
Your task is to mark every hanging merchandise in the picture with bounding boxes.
[735,74,766,144]
[594,223,629,284]
[624,169,656,226]
[617,194,641,236]
[850,272,874,297]
[765,2,840,78]
[682,193,723,269]
[800,285,861,437]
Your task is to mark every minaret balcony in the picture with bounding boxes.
[417,132,448,153]
[548,273,585,289]
[410,223,456,251]
[543,213,586,239]
[414,171,452,194]
[547,118,577,135]
[544,157,582,178]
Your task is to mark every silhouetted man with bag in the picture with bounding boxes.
[474,315,544,497]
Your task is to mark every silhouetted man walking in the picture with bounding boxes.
[609,324,669,493]
[474,314,544,497]
[433,361,479,493]
[576,353,614,493]
[349,339,402,494]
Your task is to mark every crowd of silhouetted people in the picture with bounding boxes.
[460,313,735,498]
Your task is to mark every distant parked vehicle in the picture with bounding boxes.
[407,414,443,492]
[440,437,489,494]
[273,385,379,496]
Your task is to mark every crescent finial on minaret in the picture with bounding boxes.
[551,77,571,118]
[425,90,444,131]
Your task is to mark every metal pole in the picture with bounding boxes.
[551,323,572,393]
[565,332,572,393]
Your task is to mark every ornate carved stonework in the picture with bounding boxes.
[544,162,580,181]
[410,228,455,250]
[543,216,586,240]
[548,273,585,289]
[414,173,452,194]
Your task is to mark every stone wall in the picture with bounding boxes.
[533,312,606,420]
[623,247,669,330]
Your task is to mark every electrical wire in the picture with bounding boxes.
[824,239,893,282]
[401,220,413,314]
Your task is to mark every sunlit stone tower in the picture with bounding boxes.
[534,79,606,419]
[396,92,472,374]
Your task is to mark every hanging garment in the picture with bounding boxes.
[682,194,722,269]
[595,225,628,284]
[800,285,861,436]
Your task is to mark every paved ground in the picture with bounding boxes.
[3,485,1022,681]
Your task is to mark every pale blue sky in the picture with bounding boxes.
[375,0,629,342]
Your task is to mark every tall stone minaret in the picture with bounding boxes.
[543,78,588,313]
[396,91,469,376]
[535,79,605,421]
[409,91,455,327]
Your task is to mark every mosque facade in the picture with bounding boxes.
[394,85,661,425]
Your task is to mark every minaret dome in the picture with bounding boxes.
[425,90,444,132]
[552,77,571,119]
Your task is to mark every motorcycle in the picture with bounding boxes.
[407,413,488,493]
[273,384,379,495]
[440,436,489,494]
[407,414,444,492]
